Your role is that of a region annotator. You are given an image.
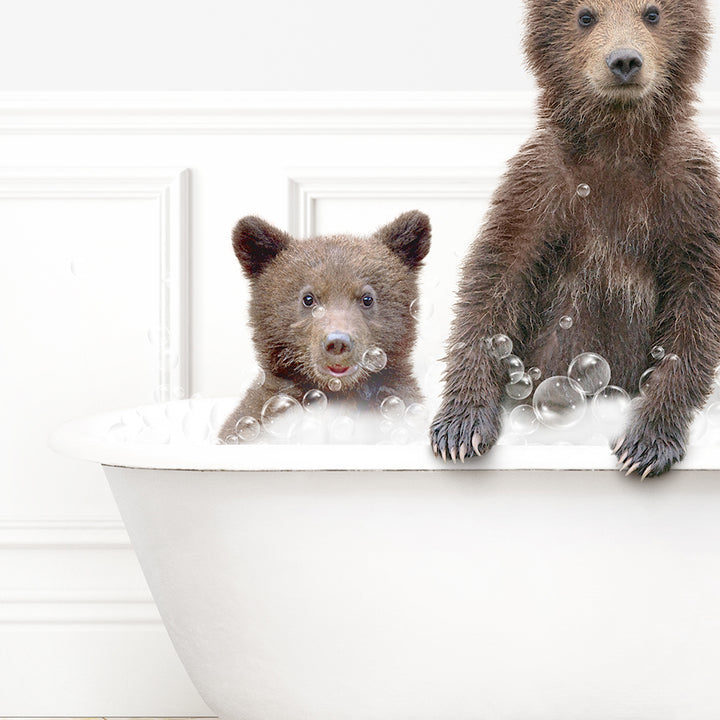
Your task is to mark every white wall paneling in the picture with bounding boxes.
[0,167,191,402]
[1,92,719,715]
[0,165,206,714]
[1,92,720,135]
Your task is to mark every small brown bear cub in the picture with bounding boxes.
[220,211,431,440]
[431,0,720,476]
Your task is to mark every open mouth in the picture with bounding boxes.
[325,364,357,377]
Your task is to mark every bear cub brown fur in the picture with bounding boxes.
[431,0,720,476]
[220,211,431,440]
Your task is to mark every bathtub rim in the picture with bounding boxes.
[49,400,720,473]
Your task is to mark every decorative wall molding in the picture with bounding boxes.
[0,517,158,625]
[0,167,191,401]
[0,516,129,549]
[0,591,160,625]
[1,91,719,135]
[288,167,501,237]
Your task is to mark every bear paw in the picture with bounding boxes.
[613,421,686,479]
[430,404,501,463]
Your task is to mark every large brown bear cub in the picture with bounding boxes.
[431,0,720,476]
[220,211,430,439]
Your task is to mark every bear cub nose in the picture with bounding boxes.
[606,49,644,83]
[324,332,353,356]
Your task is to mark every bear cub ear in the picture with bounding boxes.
[232,216,293,278]
[375,210,431,269]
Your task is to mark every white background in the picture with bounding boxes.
[1,0,719,94]
[1,0,720,715]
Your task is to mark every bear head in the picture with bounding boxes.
[523,0,710,126]
[232,211,431,393]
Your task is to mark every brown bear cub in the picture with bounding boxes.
[431,0,720,476]
[220,211,431,440]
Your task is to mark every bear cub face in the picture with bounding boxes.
[525,0,708,114]
[220,211,431,440]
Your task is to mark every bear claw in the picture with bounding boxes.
[612,421,685,479]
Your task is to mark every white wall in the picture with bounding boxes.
[3,0,720,95]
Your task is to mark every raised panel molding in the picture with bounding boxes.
[288,167,501,237]
[0,91,718,135]
[0,168,190,630]
[0,516,129,549]
[0,167,191,401]
[0,517,159,625]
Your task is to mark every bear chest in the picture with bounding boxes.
[552,210,659,321]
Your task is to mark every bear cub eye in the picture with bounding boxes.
[302,293,315,308]
[643,6,660,24]
[578,9,596,27]
[362,294,374,308]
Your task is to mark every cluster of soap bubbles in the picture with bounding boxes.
[489,332,720,445]
[486,331,634,438]
[219,385,430,446]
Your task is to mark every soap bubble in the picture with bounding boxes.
[450,341,467,353]
[639,367,655,395]
[312,305,326,318]
[409,298,421,319]
[69,257,88,279]
[559,315,574,330]
[664,353,680,364]
[488,334,513,359]
[224,434,240,445]
[505,373,533,400]
[362,346,387,372]
[504,354,525,382]
[379,419,395,435]
[508,404,539,435]
[707,402,720,426]
[690,411,708,444]
[528,366,542,381]
[405,402,429,431]
[235,415,261,442]
[328,377,342,392]
[568,352,611,395]
[591,385,631,425]
[302,389,328,414]
[533,376,586,429]
[161,349,180,369]
[576,183,591,198]
[330,415,355,442]
[147,326,170,348]
[380,395,406,421]
[171,386,186,400]
[651,345,665,361]
[260,394,303,438]
[153,385,169,403]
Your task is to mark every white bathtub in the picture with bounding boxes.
[51,398,720,720]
